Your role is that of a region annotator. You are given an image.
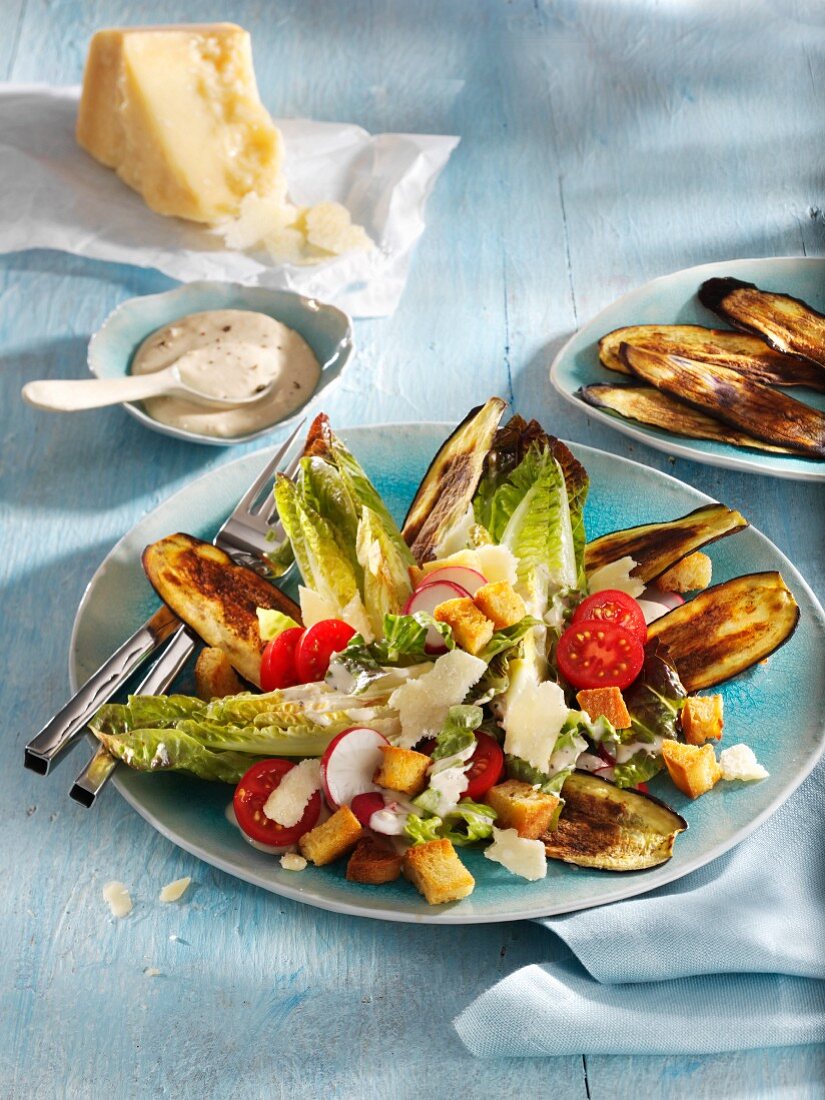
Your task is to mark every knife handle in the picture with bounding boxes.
[24,605,180,774]
[69,625,198,807]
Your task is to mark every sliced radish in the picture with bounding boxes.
[418,566,488,596]
[350,791,386,827]
[403,579,471,653]
[639,586,686,624]
[320,726,389,809]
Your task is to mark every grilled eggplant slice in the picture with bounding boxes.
[584,502,747,585]
[623,344,825,458]
[598,323,825,390]
[142,533,301,687]
[542,771,687,871]
[578,383,799,455]
[699,278,825,372]
[647,571,799,691]
[401,397,506,563]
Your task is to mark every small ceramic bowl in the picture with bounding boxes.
[87,281,355,446]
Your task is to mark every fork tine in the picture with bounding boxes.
[231,418,306,517]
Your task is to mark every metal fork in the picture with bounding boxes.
[25,419,305,782]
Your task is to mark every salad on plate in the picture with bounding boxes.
[89,400,800,906]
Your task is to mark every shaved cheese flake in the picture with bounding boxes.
[502,665,572,774]
[144,967,161,978]
[720,744,769,782]
[102,881,132,919]
[279,853,308,872]
[159,876,192,903]
[299,586,340,628]
[263,759,322,827]
[389,649,487,748]
[475,544,519,586]
[587,556,645,599]
[484,827,547,881]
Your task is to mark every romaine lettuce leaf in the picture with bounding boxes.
[441,800,497,845]
[431,704,483,760]
[256,608,300,641]
[404,814,444,844]
[356,505,414,635]
[274,474,360,614]
[613,750,664,789]
[505,754,573,796]
[94,726,263,783]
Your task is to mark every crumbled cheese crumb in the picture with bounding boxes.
[159,876,191,903]
[720,744,769,782]
[102,881,132,918]
[484,827,547,881]
[280,852,308,872]
[263,759,321,827]
[389,649,487,748]
[587,556,645,599]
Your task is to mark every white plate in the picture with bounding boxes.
[550,257,825,481]
[71,423,825,923]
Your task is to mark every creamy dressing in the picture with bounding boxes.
[131,309,321,438]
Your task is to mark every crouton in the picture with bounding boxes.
[402,839,475,904]
[433,597,494,655]
[346,836,403,885]
[486,780,562,839]
[575,686,631,730]
[661,740,721,799]
[373,745,431,797]
[658,552,712,593]
[473,581,526,630]
[681,695,724,745]
[194,646,244,700]
[298,805,363,866]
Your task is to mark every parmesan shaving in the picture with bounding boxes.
[102,881,132,919]
[159,876,192,903]
[389,649,487,748]
[279,853,308,872]
[263,759,322,827]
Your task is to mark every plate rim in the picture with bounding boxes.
[69,422,825,924]
[549,255,825,483]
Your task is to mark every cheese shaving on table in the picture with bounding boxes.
[159,877,191,903]
[587,556,645,598]
[263,759,322,827]
[102,881,132,919]
[388,650,487,749]
[720,744,769,782]
[484,827,547,881]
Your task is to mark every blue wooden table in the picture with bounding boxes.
[2,2,824,1096]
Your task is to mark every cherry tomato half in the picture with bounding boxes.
[295,619,356,683]
[260,627,305,692]
[463,731,505,800]
[572,589,647,646]
[556,620,645,690]
[233,758,321,847]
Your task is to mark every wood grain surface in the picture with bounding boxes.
[2,1,824,1097]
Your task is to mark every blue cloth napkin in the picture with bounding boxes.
[455,763,825,1056]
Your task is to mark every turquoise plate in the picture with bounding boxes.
[550,257,825,482]
[70,424,825,924]
[88,281,354,447]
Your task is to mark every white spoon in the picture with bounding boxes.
[22,354,277,413]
